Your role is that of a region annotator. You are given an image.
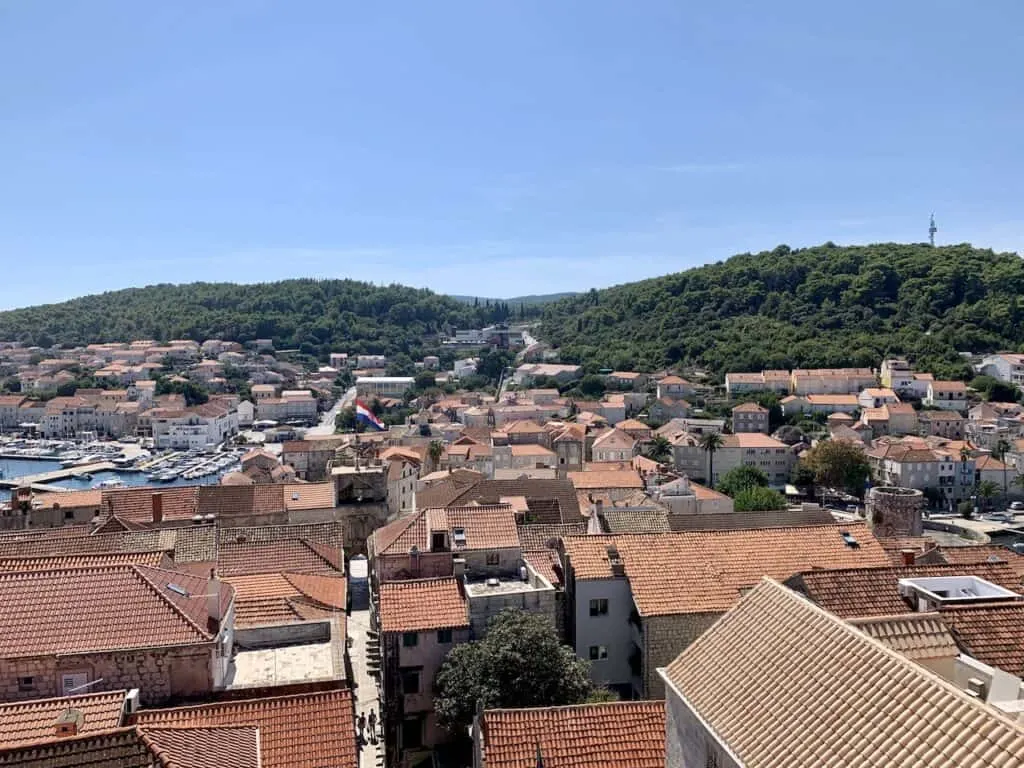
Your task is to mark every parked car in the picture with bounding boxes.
[1010,501,1024,511]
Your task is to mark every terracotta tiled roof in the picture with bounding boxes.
[848,613,959,662]
[0,565,220,657]
[448,479,583,522]
[0,691,127,748]
[509,444,556,457]
[567,470,643,490]
[787,561,1023,618]
[661,579,1024,768]
[564,523,888,617]
[877,536,938,565]
[720,433,787,449]
[937,545,1024,583]
[140,725,260,768]
[732,402,767,413]
[32,489,103,509]
[591,429,637,452]
[0,550,167,571]
[379,577,468,633]
[523,550,564,587]
[444,506,520,550]
[939,602,1024,676]
[135,689,357,768]
[103,486,198,522]
[480,702,665,768]
[218,540,341,577]
[517,523,586,551]
[929,379,967,392]
[599,508,670,534]
[283,482,335,510]
[226,572,346,628]
[0,728,157,768]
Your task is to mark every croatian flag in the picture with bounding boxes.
[355,400,385,431]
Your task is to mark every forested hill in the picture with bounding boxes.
[0,279,525,358]
[540,242,1024,379]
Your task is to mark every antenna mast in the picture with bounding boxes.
[929,213,937,247]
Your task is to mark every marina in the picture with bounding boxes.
[0,438,244,502]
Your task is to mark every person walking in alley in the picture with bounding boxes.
[368,709,378,743]
[357,711,366,737]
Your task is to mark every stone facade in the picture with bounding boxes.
[642,612,721,699]
[664,683,741,768]
[0,644,217,706]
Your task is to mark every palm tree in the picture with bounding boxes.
[644,435,673,463]
[993,438,1012,495]
[699,431,724,486]
[428,439,445,472]
[959,446,972,463]
[978,480,999,512]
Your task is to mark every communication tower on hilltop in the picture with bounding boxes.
[929,213,937,247]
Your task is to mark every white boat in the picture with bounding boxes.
[94,478,126,489]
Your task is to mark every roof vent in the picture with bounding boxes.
[292,492,300,501]
[965,677,988,700]
[606,545,626,577]
[840,531,859,548]
[203,513,216,522]
[234,534,248,544]
[453,527,467,546]
[486,577,500,587]
[167,583,189,597]
[191,513,204,524]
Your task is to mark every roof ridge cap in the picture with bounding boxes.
[131,565,213,641]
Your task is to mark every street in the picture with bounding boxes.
[306,387,356,437]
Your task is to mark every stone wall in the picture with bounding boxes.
[234,620,331,650]
[643,612,721,699]
[466,584,556,638]
[0,644,215,706]
[665,685,741,768]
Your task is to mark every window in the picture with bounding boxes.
[437,628,453,644]
[589,598,609,616]
[485,552,500,566]
[64,509,74,520]
[18,676,34,692]
[402,632,418,648]
[401,669,420,695]
[401,717,423,749]
[589,645,608,660]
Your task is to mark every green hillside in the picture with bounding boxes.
[540,242,1024,379]
[451,292,578,306]
[0,279,519,360]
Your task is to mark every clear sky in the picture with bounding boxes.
[2,1,1023,308]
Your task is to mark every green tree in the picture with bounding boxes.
[577,374,606,399]
[716,465,769,497]
[978,480,1000,511]
[414,371,437,391]
[698,431,724,485]
[803,439,871,497]
[733,485,788,511]
[993,439,1012,494]
[428,439,445,471]
[335,406,356,432]
[434,609,596,733]
[970,376,1020,403]
[644,435,673,463]
[790,462,816,488]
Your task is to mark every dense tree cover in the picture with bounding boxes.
[541,243,1024,376]
[801,439,871,497]
[0,279,519,360]
[433,609,598,733]
[733,486,788,512]
[716,465,769,497]
[969,375,1020,403]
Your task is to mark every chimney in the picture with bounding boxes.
[965,677,988,700]
[607,545,625,578]
[151,492,163,524]
[207,575,224,627]
[54,708,84,738]
[900,549,916,566]
[595,498,603,517]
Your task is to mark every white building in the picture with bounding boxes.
[356,377,415,398]
[151,401,239,450]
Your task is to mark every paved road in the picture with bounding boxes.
[306,388,355,437]
[349,607,384,768]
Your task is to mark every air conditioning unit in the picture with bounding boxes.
[124,689,140,715]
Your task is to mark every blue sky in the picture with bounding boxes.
[2,1,1023,308]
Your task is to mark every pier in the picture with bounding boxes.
[0,461,116,489]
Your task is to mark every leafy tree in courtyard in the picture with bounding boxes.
[434,609,596,733]
[414,371,436,391]
[698,431,724,486]
[978,480,1000,511]
[970,376,1020,404]
[790,462,817,488]
[428,439,445,471]
[802,439,871,497]
[577,374,606,399]
[733,486,788,512]
[335,406,356,432]
[716,465,769,498]
[644,435,673,463]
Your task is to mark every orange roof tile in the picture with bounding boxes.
[0,565,220,657]
[31,489,103,509]
[135,690,357,768]
[217,539,341,577]
[509,444,556,457]
[379,577,468,633]
[0,728,157,768]
[732,401,767,413]
[0,691,127,748]
[661,579,1024,768]
[282,482,335,511]
[480,702,665,768]
[139,725,260,768]
[938,602,1024,676]
[567,469,643,490]
[103,486,198,523]
[0,550,167,571]
[564,523,888,617]
[937,545,1024,583]
[721,433,787,449]
[788,562,1023,618]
